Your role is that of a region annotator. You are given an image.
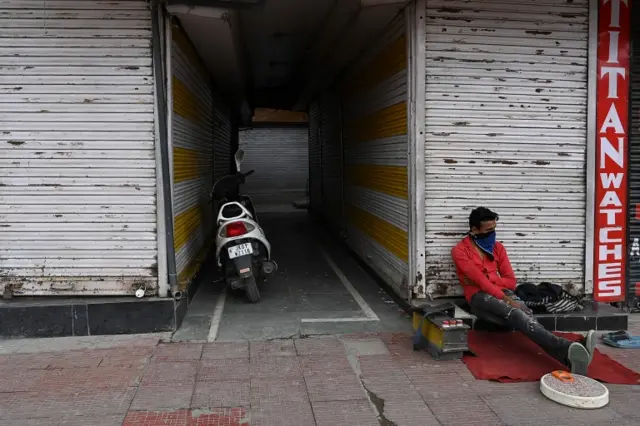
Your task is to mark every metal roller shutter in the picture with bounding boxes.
[171,20,215,289]
[341,15,409,295]
[308,101,322,213]
[213,103,231,183]
[0,0,157,296]
[239,126,309,209]
[628,2,640,309]
[424,0,589,297]
[319,92,343,226]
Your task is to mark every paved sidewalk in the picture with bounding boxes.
[0,325,638,426]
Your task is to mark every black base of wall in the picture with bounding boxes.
[0,296,188,339]
[471,302,628,332]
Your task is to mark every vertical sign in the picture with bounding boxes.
[594,0,631,302]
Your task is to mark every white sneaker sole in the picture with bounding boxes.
[568,342,590,376]
[585,330,596,364]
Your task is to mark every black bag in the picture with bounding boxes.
[515,282,582,314]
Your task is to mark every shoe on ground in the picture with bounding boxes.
[568,342,590,376]
[584,330,596,363]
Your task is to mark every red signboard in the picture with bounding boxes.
[594,0,631,302]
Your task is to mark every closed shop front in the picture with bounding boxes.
[239,125,309,209]
[0,0,158,296]
[423,0,590,298]
[170,20,231,289]
[340,15,410,297]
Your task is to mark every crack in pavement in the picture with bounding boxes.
[343,343,398,426]
[363,383,397,426]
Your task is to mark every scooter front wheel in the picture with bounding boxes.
[244,275,260,303]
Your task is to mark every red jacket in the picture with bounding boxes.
[451,235,517,302]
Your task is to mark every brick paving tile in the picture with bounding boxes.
[36,365,143,391]
[377,332,413,346]
[141,361,198,385]
[298,354,353,377]
[426,394,504,426]
[356,354,401,374]
[250,401,316,426]
[381,396,440,426]
[123,408,249,426]
[305,373,367,402]
[249,340,296,358]
[0,353,61,370]
[153,343,204,362]
[361,371,418,400]
[0,388,137,420]
[98,350,153,369]
[197,358,251,382]
[191,380,250,408]
[482,392,624,426]
[129,383,195,411]
[294,337,346,356]
[202,342,249,360]
[395,351,465,374]
[469,379,539,397]
[311,399,379,426]
[250,377,309,405]
[607,388,640,422]
[250,355,302,379]
[39,351,106,369]
[0,369,45,392]
[342,338,390,356]
[0,414,126,426]
[412,370,477,399]
[340,332,385,342]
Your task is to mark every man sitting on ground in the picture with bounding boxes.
[451,207,596,375]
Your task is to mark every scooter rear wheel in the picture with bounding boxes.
[244,275,260,303]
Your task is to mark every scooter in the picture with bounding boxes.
[210,149,277,302]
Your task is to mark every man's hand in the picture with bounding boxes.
[502,294,532,314]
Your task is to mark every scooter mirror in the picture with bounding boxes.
[234,149,245,172]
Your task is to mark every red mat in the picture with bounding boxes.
[462,331,640,384]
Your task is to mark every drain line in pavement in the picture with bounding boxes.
[207,288,227,342]
[300,249,380,323]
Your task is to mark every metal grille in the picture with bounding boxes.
[239,126,309,209]
[0,0,157,296]
[341,15,409,296]
[423,0,589,298]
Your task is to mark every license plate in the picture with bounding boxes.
[228,243,253,259]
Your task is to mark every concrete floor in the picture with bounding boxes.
[173,212,412,342]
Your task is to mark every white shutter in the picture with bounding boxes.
[341,15,409,296]
[424,0,589,297]
[239,126,309,209]
[0,0,156,296]
[170,20,215,288]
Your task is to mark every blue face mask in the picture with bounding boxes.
[472,231,496,256]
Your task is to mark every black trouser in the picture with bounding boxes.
[470,291,572,364]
